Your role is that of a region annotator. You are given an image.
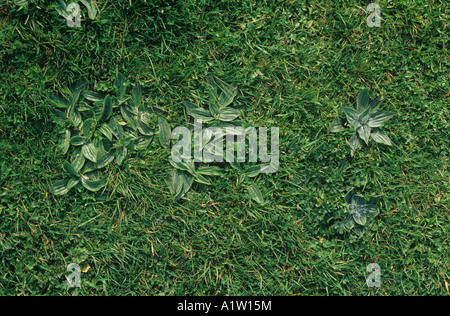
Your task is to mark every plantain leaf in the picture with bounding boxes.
[82,142,98,162]
[48,94,68,109]
[132,83,142,107]
[342,107,359,126]
[244,165,262,178]
[115,146,127,166]
[368,110,394,128]
[138,123,153,136]
[94,152,115,169]
[109,118,124,139]
[79,0,97,19]
[70,136,86,146]
[82,118,97,139]
[193,173,211,185]
[71,148,86,172]
[348,133,362,156]
[81,177,106,192]
[99,123,114,141]
[114,73,127,97]
[196,166,224,176]
[52,179,70,196]
[217,107,240,122]
[83,90,104,102]
[330,119,346,133]
[158,116,171,148]
[356,124,371,145]
[248,184,264,204]
[371,130,392,146]
[356,89,370,112]
[100,95,113,122]
[63,161,79,178]
[60,129,71,154]
[218,83,238,108]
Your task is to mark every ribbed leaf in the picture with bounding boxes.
[79,0,97,19]
[48,94,68,109]
[94,152,115,169]
[342,107,359,126]
[81,177,106,192]
[218,83,238,108]
[196,166,224,176]
[371,130,392,146]
[348,133,361,156]
[63,161,79,178]
[132,83,142,107]
[158,116,171,148]
[114,73,127,97]
[356,89,370,112]
[60,129,71,154]
[82,118,97,138]
[52,179,70,196]
[101,95,113,122]
[244,165,262,178]
[99,123,114,141]
[115,146,127,166]
[217,108,240,122]
[193,173,211,185]
[70,136,86,146]
[82,142,98,162]
[83,90,103,102]
[356,124,371,145]
[248,185,264,204]
[109,118,124,139]
[329,119,346,133]
[138,123,153,136]
[368,110,394,128]
[71,148,86,172]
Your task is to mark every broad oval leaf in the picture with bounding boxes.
[70,136,86,146]
[132,83,142,107]
[94,152,115,169]
[370,130,392,146]
[342,107,359,126]
[248,184,264,204]
[81,177,106,192]
[99,123,114,141]
[63,161,79,178]
[368,110,394,128]
[357,89,370,112]
[60,129,71,154]
[82,118,97,138]
[100,95,113,122]
[115,146,127,166]
[217,108,240,122]
[82,142,98,163]
[218,83,238,108]
[83,90,104,102]
[356,124,371,145]
[158,116,171,148]
[348,133,362,156]
[52,179,70,196]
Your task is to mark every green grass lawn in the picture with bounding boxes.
[0,0,449,295]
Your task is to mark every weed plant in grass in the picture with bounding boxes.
[0,0,448,296]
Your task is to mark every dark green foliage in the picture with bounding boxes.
[0,0,448,296]
[49,74,155,195]
[331,89,394,156]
